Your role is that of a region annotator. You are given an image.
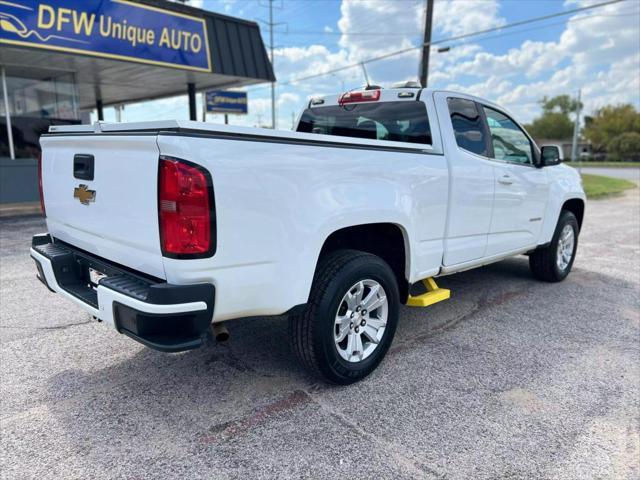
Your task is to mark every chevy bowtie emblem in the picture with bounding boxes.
[73,184,96,205]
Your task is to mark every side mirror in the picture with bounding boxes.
[540,145,563,166]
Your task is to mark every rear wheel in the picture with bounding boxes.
[529,211,579,282]
[289,250,399,384]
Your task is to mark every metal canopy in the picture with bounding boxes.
[0,0,275,110]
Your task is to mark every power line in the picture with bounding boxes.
[274,30,422,36]
[243,0,633,98]
[276,0,624,86]
[272,7,638,41]
[261,8,637,93]
[268,4,640,37]
[441,7,640,50]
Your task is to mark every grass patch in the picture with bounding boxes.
[581,174,637,199]
[570,161,640,168]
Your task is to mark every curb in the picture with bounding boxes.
[0,202,42,218]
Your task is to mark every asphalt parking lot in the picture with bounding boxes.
[1,189,639,480]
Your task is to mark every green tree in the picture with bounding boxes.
[583,104,640,151]
[540,94,583,115]
[607,132,640,161]
[524,95,581,140]
[525,112,574,140]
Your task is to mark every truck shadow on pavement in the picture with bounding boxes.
[41,256,639,476]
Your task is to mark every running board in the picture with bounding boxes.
[406,277,450,307]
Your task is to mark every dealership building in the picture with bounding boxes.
[0,0,274,207]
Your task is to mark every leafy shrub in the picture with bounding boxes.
[607,132,640,162]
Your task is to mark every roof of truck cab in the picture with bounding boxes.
[307,88,506,111]
[308,88,436,107]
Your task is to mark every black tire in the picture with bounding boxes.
[529,210,579,282]
[289,249,399,384]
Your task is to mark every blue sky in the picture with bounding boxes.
[107,0,640,129]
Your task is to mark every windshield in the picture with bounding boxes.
[296,101,431,145]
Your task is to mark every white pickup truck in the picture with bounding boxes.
[31,87,585,384]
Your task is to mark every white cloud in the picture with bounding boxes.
[443,41,563,81]
[274,0,505,89]
[433,0,506,37]
[276,45,356,88]
[277,92,301,106]
[154,0,640,129]
[337,0,423,62]
[442,0,640,122]
[182,0,204,8]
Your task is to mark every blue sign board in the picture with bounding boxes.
[0,0,211,72]
[206,91,248,114]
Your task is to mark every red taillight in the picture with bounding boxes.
[338,89,381,105]
[158,156,215,257]
[37,153,46,217]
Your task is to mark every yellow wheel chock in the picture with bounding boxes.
[406,277,450,307]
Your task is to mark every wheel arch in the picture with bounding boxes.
[314,222,410,302]
[562,198,585,231]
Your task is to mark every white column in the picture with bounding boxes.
[1,66,15,160]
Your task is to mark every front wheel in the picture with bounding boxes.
[529,210,579,282]
[289,250,399,384]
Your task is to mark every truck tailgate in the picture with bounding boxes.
[40,134,165,279]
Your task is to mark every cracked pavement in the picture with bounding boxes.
[1,189,639,479]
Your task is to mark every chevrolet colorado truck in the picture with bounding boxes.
[31,87,585,384]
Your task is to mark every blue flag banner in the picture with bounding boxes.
[0,0,212,72]
[206,91,248,114]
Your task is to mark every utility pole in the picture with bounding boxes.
[269,0,276,129]
[259,0,283,128]
[571,89,582,165]
[419,0,434,88]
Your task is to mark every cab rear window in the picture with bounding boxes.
[296,101,432,145]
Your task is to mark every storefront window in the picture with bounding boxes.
[1,72,80,159]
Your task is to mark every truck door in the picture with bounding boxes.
[479,104,550,256]
[434,93,495,266]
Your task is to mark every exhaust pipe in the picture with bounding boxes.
[211,322,230,342]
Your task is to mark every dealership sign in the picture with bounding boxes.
[206,91,248,114]
[0,0,212,72]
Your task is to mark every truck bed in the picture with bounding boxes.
[47,120,440,153]
[40,118,448,322]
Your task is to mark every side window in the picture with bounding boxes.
[447,97,488,157]
[482,106,533,165]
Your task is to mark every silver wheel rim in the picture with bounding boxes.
[556,224,575,271]
[334,279,388,363]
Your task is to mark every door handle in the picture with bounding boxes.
[498,174,513,185]
[74,154,94,181]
